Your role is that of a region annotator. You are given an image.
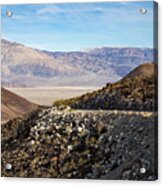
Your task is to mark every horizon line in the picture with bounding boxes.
[2,38,154,53]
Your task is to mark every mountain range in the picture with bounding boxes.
[1,39,155,87]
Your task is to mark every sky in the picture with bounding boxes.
[1,1,154,51]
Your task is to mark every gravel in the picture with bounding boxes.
[1,106,158,180]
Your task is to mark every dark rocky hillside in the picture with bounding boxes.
[54,63,157,111]
[122,63,155,81]
[1,107,157,180]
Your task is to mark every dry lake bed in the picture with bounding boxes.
[7,87,99,106]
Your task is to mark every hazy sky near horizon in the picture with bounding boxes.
[2,1,154,51]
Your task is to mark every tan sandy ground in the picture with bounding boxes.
[7,87,99,106]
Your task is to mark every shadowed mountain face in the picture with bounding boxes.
[1,39,154,87]
[1,88,37,122]
[54,63,157,111]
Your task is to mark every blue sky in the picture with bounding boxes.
[1,1,154,51]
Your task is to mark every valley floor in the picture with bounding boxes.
[6,87,99,106]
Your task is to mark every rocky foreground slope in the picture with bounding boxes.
[2,107,157,180]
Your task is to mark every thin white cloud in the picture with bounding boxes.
[36,5,107,16]
[12,14,25,20]
[37,6,63,15]
[119,2,130,5]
